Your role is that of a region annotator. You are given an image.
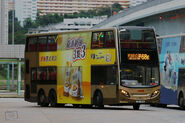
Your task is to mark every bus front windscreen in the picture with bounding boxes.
[120,65,159,87]
[119,27,160,87]
[119,28,156,49]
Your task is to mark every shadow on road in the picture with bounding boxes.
[150,105,185,111]
[26,104,152,111]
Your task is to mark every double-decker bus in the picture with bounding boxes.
[24,26,160,110]
[157,34,185,109]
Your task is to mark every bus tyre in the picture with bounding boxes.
[133,104,140,110]
[82,104,92,108]
[49,90,57,107]
[93,91,104,108]
[179,94,185,109]
[38,90,49,107]
[73,104,80,108]
[160,104,167,108]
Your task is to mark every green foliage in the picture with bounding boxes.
[63,3,123,18]
[8,11,27,44]
[24,13,64,28]
[9,3,123,44]
[0,64,25,81]
[35,13,64,26]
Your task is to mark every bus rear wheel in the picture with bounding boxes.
[49,90,58,107]
[93,91,104,108]
[38,90,49,107]
[133,104,140,110]
[73,104,80,108]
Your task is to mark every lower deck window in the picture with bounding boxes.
[178,69,185,87]
[31,67,57,85]
[91,66,117,85]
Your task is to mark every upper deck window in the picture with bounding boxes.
[27,37,37,52]
[105,31,115,48]
[26,35,57,52]
[119,29,156,49]
[48,36,57,51]
[38,36,47,51]
[92,32,104,48]
[180,36,185,53]
[92,31,115,49]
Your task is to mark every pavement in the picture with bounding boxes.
[0,90,24,98]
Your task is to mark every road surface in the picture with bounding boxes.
[0,98,184,123]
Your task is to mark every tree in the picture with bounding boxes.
[8,11,26,44]
[35,13,63,26]
[112,3,123,10]
[63,3,124,18]
[112,3,123,14]
[23,18,36,29]
[8,3,124,44]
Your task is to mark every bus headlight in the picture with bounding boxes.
[121,90,130,97]
[151,90,160,98]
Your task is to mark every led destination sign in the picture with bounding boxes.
[128,53,150,60]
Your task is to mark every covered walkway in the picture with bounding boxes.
[0,45,25,96]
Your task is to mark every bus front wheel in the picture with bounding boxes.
[38,90,49,107]
[133,104,140,110]
[93,91,104,108]
[179,94,185,109]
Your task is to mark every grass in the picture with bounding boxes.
[0,80,24,90]
[0,74,6,80]
[0,80,6,85]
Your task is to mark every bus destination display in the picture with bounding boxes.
[127,53,150,60]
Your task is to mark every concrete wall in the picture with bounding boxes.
[0,45,25,59]
[0,0,8,45]
[92,0,185,37]
[124,8,185,36]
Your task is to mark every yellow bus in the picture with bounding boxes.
[24,26,160,110]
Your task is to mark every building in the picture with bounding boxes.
[28,16,107,33]
[130,0,147,7]
[37,0,130,16]
[15,0,37,26]
[8,0,15,11]
[0,0,8,45]
[93,0,185,36]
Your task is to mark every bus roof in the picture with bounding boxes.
[157,33,185,39]
[26,26,155,37]
[118,26,154,30]
[26,27,116,37]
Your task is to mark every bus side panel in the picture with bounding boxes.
[56,32,92,105]
[159,37,181,105]
[25,52,39,102]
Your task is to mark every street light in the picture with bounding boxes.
[12,0,15,90]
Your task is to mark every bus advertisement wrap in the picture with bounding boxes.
[160,37,181,105]
[56,32,116,104]
[39,52,57,66]
[57,32,91,104]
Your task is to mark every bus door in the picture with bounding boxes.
[91,65,118,104]
[91,30,118,104]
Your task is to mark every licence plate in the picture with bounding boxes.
[136,100,145,103]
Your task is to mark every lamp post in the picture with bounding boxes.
[11,0,15,90]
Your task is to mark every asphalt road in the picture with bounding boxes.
[0,98,184,123]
